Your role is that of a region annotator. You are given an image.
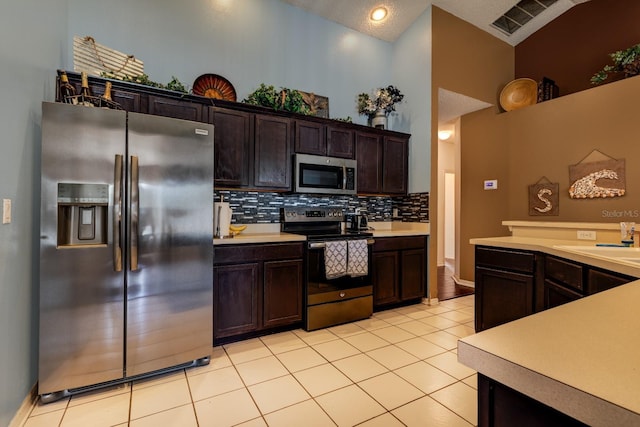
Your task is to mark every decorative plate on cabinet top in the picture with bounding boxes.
[193,74,237,101]
[499,78,538,111]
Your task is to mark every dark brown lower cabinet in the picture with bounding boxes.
[478,374,587,427]
[263,259,303,328]
[474,246,539,332]
[214,263,259,338]
[373,236,427,309]
[544,279,582,309]
[475,266,534,331]
[213,243,303,343]
[543,255,634,310]
[475,246,635,330]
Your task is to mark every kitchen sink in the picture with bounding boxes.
[554,245,640,264]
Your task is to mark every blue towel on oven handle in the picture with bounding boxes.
[347,239,368,277]
[325,240,347,279]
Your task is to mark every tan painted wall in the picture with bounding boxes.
[505,76,640,222]
[432,5,640,288]
[431,7,514,291]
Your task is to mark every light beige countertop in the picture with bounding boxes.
[214,222,430,245]
[458,280,640,427]
[214,224,305,245]
[370,221,430,237]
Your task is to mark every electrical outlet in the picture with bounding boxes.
[2,199,11,224]
[577,230,596,240]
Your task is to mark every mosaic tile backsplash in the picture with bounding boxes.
[215,191,429,224]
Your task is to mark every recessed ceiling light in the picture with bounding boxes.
[370,6,388,22]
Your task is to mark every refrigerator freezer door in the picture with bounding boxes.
[39,102,127,394]
[125,113,213,376]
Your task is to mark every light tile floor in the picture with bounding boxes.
[21,295,477,427]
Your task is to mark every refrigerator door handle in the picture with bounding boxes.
[113,154,123,272]
[130,155,139,271]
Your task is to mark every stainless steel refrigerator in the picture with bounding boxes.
[39,102,213,402]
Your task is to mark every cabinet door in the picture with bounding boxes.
[148,95,203,122]
[400,249,425,301]
[475,266,534,331]
[211,108,252,187]
[544,279,583,310]
[111,89,143,113]
[92,83,143,113]
[295,120,326,155]
[263,259,303,328]
[373,251,399,306]
[382,136,408,194]
[587,268,633,295]
[327,126,355,159]
[254,114,291,189]
[356,132,383,194]
[213,263,260,339]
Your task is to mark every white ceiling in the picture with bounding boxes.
[280,0,590,46]
[279,0,592,126]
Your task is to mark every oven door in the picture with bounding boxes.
[305,239,374,330]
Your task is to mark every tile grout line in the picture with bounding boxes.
[24,296,477,426]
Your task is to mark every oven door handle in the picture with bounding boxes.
[308,239,375,249]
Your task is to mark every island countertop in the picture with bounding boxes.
[458,280,640,427]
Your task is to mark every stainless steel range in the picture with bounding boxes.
[281,207,374,330]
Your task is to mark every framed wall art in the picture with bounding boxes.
[568,150,625,199]
[300,91,329,118]
[529,177,559,216]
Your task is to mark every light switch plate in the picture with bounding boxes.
[484,180,498,190]
[2,199,11,224]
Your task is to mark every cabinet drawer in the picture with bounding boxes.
[214,243,303,264]
[544,256,584,292]
[475,246,535,274]
[373,236,425,252]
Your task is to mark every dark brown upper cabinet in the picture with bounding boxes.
[295,120,355,159]
[210,107,252,188]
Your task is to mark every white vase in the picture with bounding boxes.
[371,109,387,129]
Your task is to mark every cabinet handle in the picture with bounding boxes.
[339,292,346,298]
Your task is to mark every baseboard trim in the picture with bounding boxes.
[452,276,475,288]
[9,382,38,427]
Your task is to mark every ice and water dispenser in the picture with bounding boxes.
[57,183,109,247]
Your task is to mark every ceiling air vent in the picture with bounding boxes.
[491,0,559,35]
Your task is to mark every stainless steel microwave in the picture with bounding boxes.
[293,153,357,195]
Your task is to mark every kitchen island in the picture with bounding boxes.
[458,280,640,426]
